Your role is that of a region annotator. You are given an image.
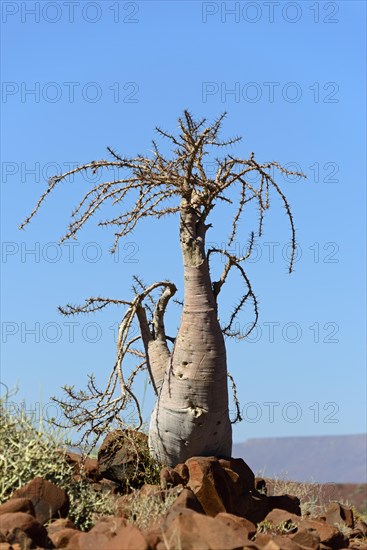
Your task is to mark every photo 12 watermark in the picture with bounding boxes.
[202,81,340,104]
[1,2,140,24]
[201,2,340,24]
[1,81,139,104]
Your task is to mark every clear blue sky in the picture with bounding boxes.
[1,1,366,444]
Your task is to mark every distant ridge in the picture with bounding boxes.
[233,434,367,483]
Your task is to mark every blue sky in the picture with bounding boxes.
[1,0,366,444]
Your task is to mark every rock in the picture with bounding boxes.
[264,508,302,527]
[89,516,126,536]
[170,487,205,514]
[0,544,12,550]
[90,478,121,495]
[160,467,185,489]
[0,512,50,548]
[216,512,257,538]
[261,535,304,549]
[291,528,321,549]
[162,508,249,550]
[103,524,149,550]
[219,458,255,494]
[4,527,33,550]
[186,455,257,518]
[64,451,101,482]
[255,478,267,495]
[11,476,69,524]
[267,495,301,516]
[324,501,354,529]
[66,531,110,549]
[241,493,270,525]
[299,518,347,548]
[47,517,77,535]
[0,499,35,517]
[97,429,149,488]
[49,527,80,548]
[185,456,229,516]
[353,520,367,537]
[173,463,190,485]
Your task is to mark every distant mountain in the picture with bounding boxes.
[233,435,367,483]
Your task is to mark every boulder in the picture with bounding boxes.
[97,430,149,488]
[291,528,321,549]
[267,495,301,516]
[324,501,354,529]
[11,477,69,524]
[216,512,257,538]
[103,524,149,550]
[0,499,35,517]
[63,451,101,482]
[161,508,249,550]
[0,512,50,548]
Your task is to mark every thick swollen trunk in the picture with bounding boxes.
[149,200,232,466]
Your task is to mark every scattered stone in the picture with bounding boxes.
[97,429,149,488]
[160,466,185,489]
[324,501,354,528]
[49,527,80,548]
[162,508,249,550]
[219,457,255,494]
[11,476,69,524]
[264,508,302,526]
[170,487,205,514]
[299,518,347,548]
[0,499,35,517]
[173,463,190,485]
[0,512,50,548]
[255,478,267,495]
[64,451,101,482]
[103,524,149,550]
[267,495,301,516]
[291,528,321,549]
[216,512,257,538]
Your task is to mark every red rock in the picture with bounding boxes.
[267,495,301,516]
[0,499,35,517]
[173,463,190,485]
[170,487,205,514]
[97,429,148,488]
[160,467,185,489]
[0,543,12,550]
[64,451,101,482]
[103,524,149,550]
[66,531,110,549]
[49,527,80,548]
[255,478,267,495]
[186,456,228,516]
[240,493,270,525]
[261,536,303,550]
[89,516,126,536]
[324,501,354,529]
[162,508,250,550]
[299,518,347,548]
[47,517,77,535]
[11,476,69,524]
[264,508,302,527]
[291,528,321,549]
[0,512,49,547]
[219,457,255,493]
[216,512,257,538]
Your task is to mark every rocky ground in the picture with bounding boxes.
[1,430,366,550]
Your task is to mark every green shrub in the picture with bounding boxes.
[0,387,116,530]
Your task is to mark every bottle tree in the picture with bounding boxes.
[21,112,304,466]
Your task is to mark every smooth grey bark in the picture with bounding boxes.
[148,198,232,466]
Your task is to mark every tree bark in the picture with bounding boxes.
[149,199,232,466]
